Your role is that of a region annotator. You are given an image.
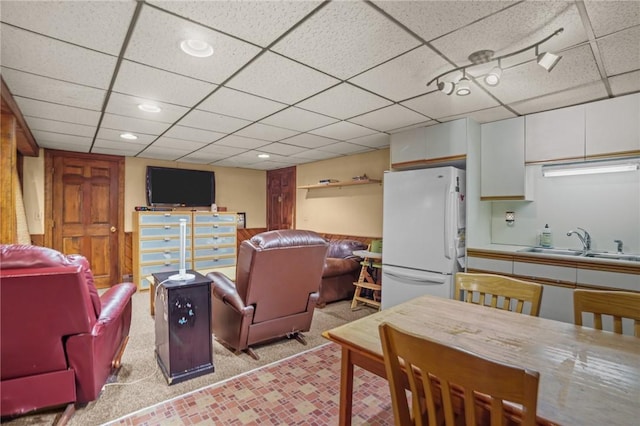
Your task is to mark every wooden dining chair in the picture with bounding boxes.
[454,273,543,316]
[379,322,540,426]
[573,289,640,337]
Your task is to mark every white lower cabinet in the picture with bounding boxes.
[539,284,574,323]
[466,256,513,274]
[577,268,639,292]
[513,261,576,284]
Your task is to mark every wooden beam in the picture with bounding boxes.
[1,113,18,243]
[1,75,39,157]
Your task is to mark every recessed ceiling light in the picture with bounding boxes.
[180,39,213,58]
[138,103,162,113]
[257,153,270,159]
[120,133,138,140]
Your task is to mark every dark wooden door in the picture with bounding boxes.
[47,150,124,288]
[267,166,296,231]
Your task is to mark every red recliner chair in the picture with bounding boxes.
[0,244,136,420]
[208,230,329,360]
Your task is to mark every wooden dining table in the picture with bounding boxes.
[323,294,640,425]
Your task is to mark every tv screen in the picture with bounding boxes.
[146,166,215,207]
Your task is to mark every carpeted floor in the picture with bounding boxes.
[105,342,394,425]
[3,291,377,425]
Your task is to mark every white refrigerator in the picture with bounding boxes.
[381,167,466,309]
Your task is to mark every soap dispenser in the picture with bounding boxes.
[541,224,553,248]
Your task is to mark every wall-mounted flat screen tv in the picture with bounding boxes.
[146,166,215,207]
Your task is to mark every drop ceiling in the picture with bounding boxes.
[1,0,638,170]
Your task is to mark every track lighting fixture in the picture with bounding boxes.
[427,28,564,96]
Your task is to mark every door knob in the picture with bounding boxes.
[110,226,117,233]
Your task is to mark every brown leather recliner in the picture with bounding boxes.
[207,230,329,360]
[318,239,367,307]
[0,244,136,420]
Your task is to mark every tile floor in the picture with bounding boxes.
[107,343,394,425]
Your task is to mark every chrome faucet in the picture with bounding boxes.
[614,239,624,254]
[566,228,591,253]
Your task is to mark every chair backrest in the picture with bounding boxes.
[235,230,328,323]
[379,322,540,426]
[573,289,640,337]
[454,273,543,316]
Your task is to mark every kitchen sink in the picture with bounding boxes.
[517,247,640,262]
[585,252,640,262]
[517,247,585,256]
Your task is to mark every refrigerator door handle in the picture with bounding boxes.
[443,188,457,260]
[384,270,447,285]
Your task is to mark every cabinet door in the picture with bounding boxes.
[481,117,527,199]
[539,284,574,323]
[586,93,640,158]
[426,119,467,159]
[525,104,585,163]
[466,256,513,274]
[390,126,428,166]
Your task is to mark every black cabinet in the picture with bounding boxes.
[153,271,214,385]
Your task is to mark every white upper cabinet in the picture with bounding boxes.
[585,93,640,158]
[390,119,468,169]
[525,104,585,163]
[481,117,531,200]
[390,127,428,166]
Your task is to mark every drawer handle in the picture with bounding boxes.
[213,224,219,228]
[213,236,219,240]
[164,213,171,217]
[163,253,171,259]
[164,237,170,241]
[213,213,219,217]
[164,261,171,266]
[164,225,171,229]
[213,247,219,251]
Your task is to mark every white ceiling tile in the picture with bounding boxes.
[151,137,207,151]
[23,116,95,137]
[38,140,90,153]
[260,107,339,132]
[137,146,191,161]
[350,46,450,102]
[32,130,92,147]
[598,26,640,76]
[259,143,307,156]
[235,123,299,142]
[401,83,499,120]
[14,97,100,127]
[297,83,392,120]
[310,121,378,140]
[178,110,251,134]
[92,139,146,154]
[198,87,286,121]
[310,121,376,140]
[211,158,253,168]
[272,1,419,80]
[92,145,141,157]
[149,0,321,47]
[249,161,292,171]
[101,113,171,135]
[180,153,226,164]
[439,106,518,125]
[163,125,226,144]
[226,51,339,104]
[318,142,373,155]
[431,2,587,67]
[1,68,106,110]
[214,135,270,150]
[347,133,390,149]
[0,1,135,55]
[1,24,116,89]
[291,149,341,160]
[125,6,260,84]
[95,128,156,145]
[508,81,609,115]
[113,60,217,107]
[388,120,437,134]
[279,133,337,149]
[198,144,247,156]
[609,70,640,96]
[105,93,189,124]
[373,0,515,42]
[481,45,602,104]
[349,104,429,132]
[584,1,640,37]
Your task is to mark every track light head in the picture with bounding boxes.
[484,66,502,86]
[456,77,471,96]
[437,81,455,95]
[537,51,562,72]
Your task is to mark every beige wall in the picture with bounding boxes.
[21,150,267,234]
[296,149,389,237]
[124,157,266,231]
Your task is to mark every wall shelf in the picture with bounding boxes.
[297,179,381,190]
